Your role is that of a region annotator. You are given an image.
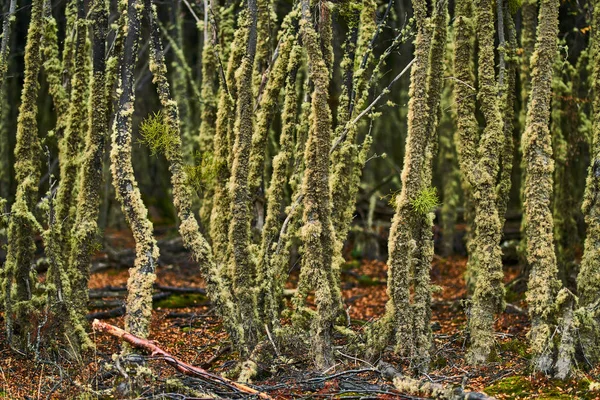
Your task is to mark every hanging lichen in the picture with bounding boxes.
[522,0,561,374]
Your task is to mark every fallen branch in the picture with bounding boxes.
[378,361,496,400]
[92,320,272,399]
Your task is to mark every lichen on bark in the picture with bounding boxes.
[110,0,159,339]
[577,0,600,365]
[54,0,90,259]
[367,0,447,371]
[66,0,109,349]
[2,0,44,349]
[143,0,241,347]
[466,0,507,365]
[522,0,561,373]
[257,42,302,328]
[294,0,338,369]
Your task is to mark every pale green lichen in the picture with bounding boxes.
[110,0,160,339]
[366,0,447,371]
[466,0,507,365]
[293,0,337,369]
[452,0,478,290]
[2,0,44,350]
[577,0,600,365]
[143,0,242,347]
[257,43,302,328]
[522,0,561,374]
[54,0,90,261]
[65,0,109,350]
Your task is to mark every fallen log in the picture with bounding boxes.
[92,319,271,399]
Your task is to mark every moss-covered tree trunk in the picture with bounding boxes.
[2,0,44,349]
[466,0,506,365]
[110,0,159,339]
[368,0,447,371]
[54,0,89,258]
[143,0,241,348]
[518,0,538,264]
[576,0,600,365]
[66,0,108,348]
[453,0,478,290]
[227,0,261,352]
[257,42,302,328]
[0,0,17,201]
[295,0,337,369]
[522,0,561,374]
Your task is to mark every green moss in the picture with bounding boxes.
[139,111,177,156]
[411,187,440,216]
[155,293,208,309]
[485,376,596,399]
[341,260,361,271]
[484,376,533,398]
[499,339,530,358]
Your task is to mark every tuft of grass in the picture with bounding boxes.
[139,111,177,156]
[411,186,440,216]
[184,151,219,190]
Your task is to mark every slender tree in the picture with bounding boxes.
[110,0,160,339]
[294,0,337,368]
[54,0,89,258]
[2,0,44,349]
[368,0,447,370]
[227,0,261,351]
[453,0,478,290]
[66,0,109,348]
[0,0,17,201]
[577,0,600,365]
[466,0,506,364]
[522,0,561,373]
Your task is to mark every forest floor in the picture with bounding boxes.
[1,228,600,399]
